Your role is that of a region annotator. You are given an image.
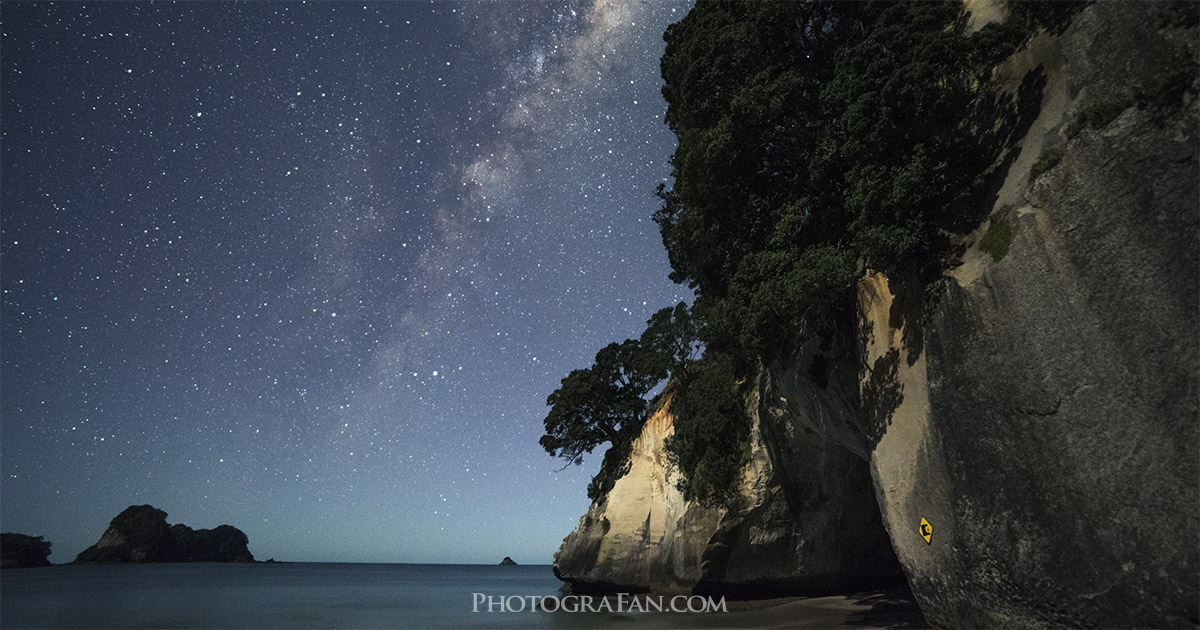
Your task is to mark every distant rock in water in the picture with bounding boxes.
[1,533,53,569]
[75,505,254,564]
[499,557,517,566]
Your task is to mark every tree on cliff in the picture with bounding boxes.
[540,346,649,468]
[540,301,751,505]
[663,354,748,504]
[540,303,697,468]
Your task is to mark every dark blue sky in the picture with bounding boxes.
[1,0,692,564]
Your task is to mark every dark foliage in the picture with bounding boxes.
[655,1,1027,359]
[663,354,749,506]
[645,0,1033,500]
[0,533,53,569]
[540,303,698,469]
[655,1,879,297]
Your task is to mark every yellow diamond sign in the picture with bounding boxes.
[919,517,933,544]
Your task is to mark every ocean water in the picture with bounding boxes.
[0,563,796,629]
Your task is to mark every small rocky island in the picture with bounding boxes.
[75,505,254,564]
[499,557,516,566]
[0,533,53,569]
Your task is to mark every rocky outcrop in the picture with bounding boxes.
[555,396,711,593]
[857,2,1199,627]
[554,388,903,595]
[499,557,517,566]
[0,533,53,569]
[555,2,1196,625]
[75,505,254,564]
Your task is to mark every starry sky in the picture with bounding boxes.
[0,0,693,564]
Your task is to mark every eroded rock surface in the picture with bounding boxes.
[554,389,901,595]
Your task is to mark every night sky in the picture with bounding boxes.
[0,0,693,564]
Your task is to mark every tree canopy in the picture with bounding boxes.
[539,303,698,468]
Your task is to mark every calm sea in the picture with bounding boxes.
[0,563,785,629]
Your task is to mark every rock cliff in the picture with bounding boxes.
[859,2,1198,626]
[554,1,1197,626]
[75,505,254,564]
[554,387,902,595]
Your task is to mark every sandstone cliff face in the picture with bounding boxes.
[75,505,254,564]
[554,397,716,593]
[554,387,901,594]
[859,2,1198,627]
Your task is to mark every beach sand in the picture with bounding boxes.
[554,588,928,629]
[718,589,927,629]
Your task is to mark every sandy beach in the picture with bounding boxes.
[719,590,927,629]
[551,588,927,630]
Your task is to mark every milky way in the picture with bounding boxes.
[1,0,693,563]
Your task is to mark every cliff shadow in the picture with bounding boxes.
[851,64,1049,453]
[869,65,1049,397]
[884,274,928,369]
[980,64,1047,220]
[586,438,634,501]
[845,587,930,629]
[861,348,904,454]
[933,63,1047,292]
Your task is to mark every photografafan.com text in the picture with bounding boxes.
[471,593,728,614]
